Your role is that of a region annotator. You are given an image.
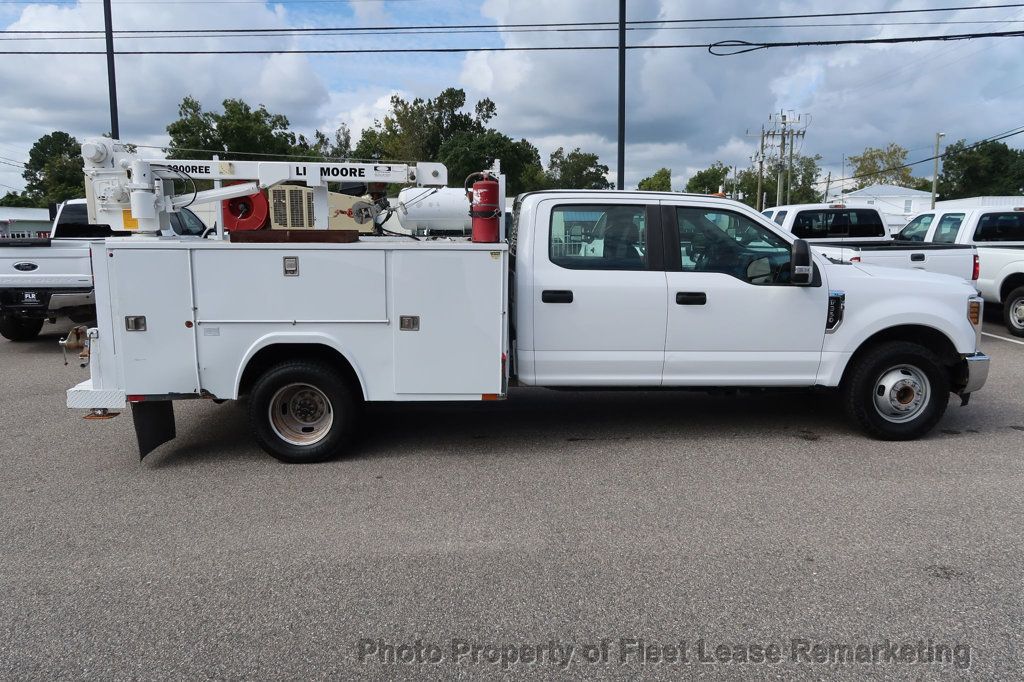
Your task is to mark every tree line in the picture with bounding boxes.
[2,90,1022,208]
[0,88,612,207]
[639,140,1024,210]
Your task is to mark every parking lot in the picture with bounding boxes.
[1,319,1022,678]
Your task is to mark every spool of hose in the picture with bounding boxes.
[222,185,269,231]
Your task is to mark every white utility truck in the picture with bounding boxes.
[767,203,977,281]
[67,139,989,462]
[0,198,207,341]
[900,206,1024,336]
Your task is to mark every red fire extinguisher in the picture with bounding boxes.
[466,171,500,243]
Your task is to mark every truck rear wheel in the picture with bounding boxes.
[842,341,950,440]
[0,317,44,342]
[1003,286,1024,338]
[248,359,359,463]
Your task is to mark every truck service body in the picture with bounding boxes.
[67,140,989,461]
[768,203,977,281]
[901,206,1024,335]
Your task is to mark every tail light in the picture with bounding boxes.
[972,254,980,281]
[850,256,862,263]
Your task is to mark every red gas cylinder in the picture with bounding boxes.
[469,174,500,243]
[222,185,269,231]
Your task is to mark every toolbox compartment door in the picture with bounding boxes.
[109,249,199,395]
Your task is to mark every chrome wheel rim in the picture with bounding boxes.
[873,365,930,424]
[1010,298,1024,330]
[268,383,333,446]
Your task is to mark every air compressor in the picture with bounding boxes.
[465,171,500,243]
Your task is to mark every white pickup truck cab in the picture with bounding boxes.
[766,203,976,281]
[902,206,1024,335]
[70,190,990,461]
[0,199,207,341]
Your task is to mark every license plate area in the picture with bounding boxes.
[20,291,42,305]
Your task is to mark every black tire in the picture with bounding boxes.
[842,341,950,440]
[1002,286,1024,338]
[0,317,44,342]
[247,359,359,463]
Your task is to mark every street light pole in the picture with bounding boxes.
[103,0,119,139]
[931,132,945,209]
[616,0,625,190]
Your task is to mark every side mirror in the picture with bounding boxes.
[791,239,813,286]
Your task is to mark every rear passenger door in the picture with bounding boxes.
[530,200,667,386]
[662,202,828,385]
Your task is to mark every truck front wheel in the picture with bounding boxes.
[1002,286,1024,337]
[842,341,950,440]
[248,359,359,463]
[0,317,44,342]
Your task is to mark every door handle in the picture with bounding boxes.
[910,253,925,262]
[676,292,707,305]
[542,290,573,304]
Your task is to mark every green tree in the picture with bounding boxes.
[352,88,495,162]
[19,131,84,205]
[0,191,37,207]
[637,167,672,192]
[438,129,545,196]
[544,147,612,189]
[848,143,921,189]
[166,96,298,161]
[938,140,1024,200]
[685,162,730,194]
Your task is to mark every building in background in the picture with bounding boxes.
[0,207,50,239]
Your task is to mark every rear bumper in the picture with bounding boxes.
[0,287,94,318]
[957,352,990,395]
[67,378,126,410]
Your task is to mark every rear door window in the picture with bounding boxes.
[791,209,886,239]
[973,212,1024,242]
[932,213,965,244]
[898,214,933,242]
[773,210,787,226]
[549,204,649,270]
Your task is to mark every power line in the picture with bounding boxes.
[4,3,1024,33]
[1,29,1022,55]
[5,19,1024,38]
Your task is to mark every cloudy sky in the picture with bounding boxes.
[1,0,1022,194]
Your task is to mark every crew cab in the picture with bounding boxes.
[901,206,1024,336]
[0,199,207,341]
[70,187,989,462]
[766,203,976,281]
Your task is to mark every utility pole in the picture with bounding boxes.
[786,128,805,205]
[931,132,945,209]
[616,0,625,190]
[776,119,787,207]
[824,171,832,200]
[755,126,765,211]
[103,0,119,139]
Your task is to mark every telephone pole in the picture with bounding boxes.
[763,111,810,208]
[616,0,625,190]
[755,126,765,211]
[103,0,119,139]
[931,132,945,209]
[776,123,786,207]
[786,128,806,205]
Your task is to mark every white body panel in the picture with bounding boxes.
[74,238,506,405]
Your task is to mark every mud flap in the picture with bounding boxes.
[131,401,176,459]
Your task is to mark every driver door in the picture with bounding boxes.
[662,201,828,385]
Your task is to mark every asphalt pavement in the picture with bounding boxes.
[1,319,1022,679]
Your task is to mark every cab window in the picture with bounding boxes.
[974,212,1024,242]
[898,214,933,242]
[170,209,207,236]
[549,204,647,270]
[932,213,965,244]
[675,207,792,285]
[773,210,787,226]
[791,209,885,239]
